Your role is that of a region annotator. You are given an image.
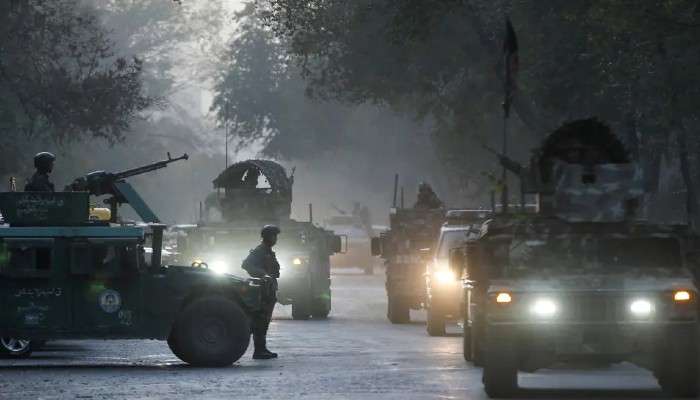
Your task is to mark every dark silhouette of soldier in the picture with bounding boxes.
[25,152,56,192]
[241,225,281,359]
[414,182,443,209]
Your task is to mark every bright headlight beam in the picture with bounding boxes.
[434,270,455,283]
[292,257,303,266]
[496,292,512,303]
[629,299,652,317]
[209,260,228,275]
[530,298,557,318]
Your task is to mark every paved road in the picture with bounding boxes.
[0,269,664,399]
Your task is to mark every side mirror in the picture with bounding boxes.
[330,235,343,254]
[449,248,465,277]
[371,237,382,256]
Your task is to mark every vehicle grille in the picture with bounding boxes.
[565,295,626,322]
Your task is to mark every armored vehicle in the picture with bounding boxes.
[425,209,489,336]
[373,207,445,323]
[175,160,341,320]
[452,119,699,397]
[0,155,269,366]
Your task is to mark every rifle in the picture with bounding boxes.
[66,153,188,196]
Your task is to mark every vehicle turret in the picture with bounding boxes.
[491,118,643,222]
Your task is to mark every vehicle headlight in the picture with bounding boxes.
[434,269,456,283]
[674,290,691,302]
[495,292,512,303]
[530,298,557,318]
[292,257,303,266]
[210,260,229,275]
[629,299,653,317]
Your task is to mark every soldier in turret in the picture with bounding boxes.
[25,152,55,192]
[242,225,281,359]
[414,182,443,209]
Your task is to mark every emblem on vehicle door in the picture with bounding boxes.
[98,289,122,313]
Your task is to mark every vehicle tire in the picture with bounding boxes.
[292,303,311,320]
[171,296,250,367]
[472,315,485,367]
[426,307,446,336]
[482,328,518,398]
[167,329,186,362]
[387,295,410,324]
[0,337,33,359]
[658,327,698,397]
[310,298,331,319]
[463,323,472,362]
[363,265,374,275]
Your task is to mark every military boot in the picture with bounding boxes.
[252,335,278,359]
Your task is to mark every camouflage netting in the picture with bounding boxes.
[522,118,644,222]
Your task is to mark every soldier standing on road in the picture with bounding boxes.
[242,225,281,359]
[414,182,443,209]
[25,152,56,192]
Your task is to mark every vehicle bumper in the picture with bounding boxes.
[489,321,694,358]
[426,280,463,317]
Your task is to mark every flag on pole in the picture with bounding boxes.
[503,18,519,118]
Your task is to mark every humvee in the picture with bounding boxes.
[452,119,700,397]
[0,155,267,366]
[175,160,341,320]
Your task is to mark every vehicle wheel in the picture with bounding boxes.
[387,295,410,324]
[363,265,374,275]
[658,327,698,397]
[292,303,311,320]
[426,307,446,336]
[171,296,250,367]
[0,337,33,358]
[167,329,186,362]
[310,298,331,319]
[482,328,518,398]
[463,323,472,362]
[472,315,485,366]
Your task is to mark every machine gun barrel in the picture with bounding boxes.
[113,152,189,180]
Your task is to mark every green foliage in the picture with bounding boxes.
[0,0,154,175]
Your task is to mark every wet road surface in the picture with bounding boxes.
[0,268,664,399]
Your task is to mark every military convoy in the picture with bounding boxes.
[173,160,341,320]
[0,155,271,366]
[450,119,700,397]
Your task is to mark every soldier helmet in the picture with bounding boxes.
[34,152,56,170]
[261,225,281,238]
[418,182,432,192]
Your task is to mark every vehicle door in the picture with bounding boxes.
[0,237,70,332]
[69,238,143,334]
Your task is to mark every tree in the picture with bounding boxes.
[0,0,154,176]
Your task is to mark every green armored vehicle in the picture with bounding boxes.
[174,160,341,320]
[0,155,269,366]
[452,119,699,397]
[373,207,445,324]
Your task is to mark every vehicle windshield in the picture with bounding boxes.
[504,236,682,275]
[437,227,479,259]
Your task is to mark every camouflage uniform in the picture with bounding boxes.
[242,243,279,355]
